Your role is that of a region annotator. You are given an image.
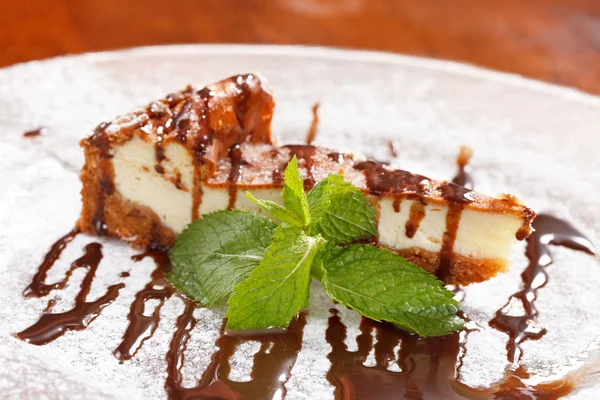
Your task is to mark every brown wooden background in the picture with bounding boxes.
[2,0,600,94]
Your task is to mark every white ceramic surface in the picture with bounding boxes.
[0,45,599,399]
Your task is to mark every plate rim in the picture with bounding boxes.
[2,43,600,108]
[2,43,600,399]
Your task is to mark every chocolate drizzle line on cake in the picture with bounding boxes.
[190,88,213,221]
[405,201,426,238]
[272,167,284,186]
[165,305,306,400]
[227,144,245,209]
[232,74,252,132]
[87,122,120,236]
[353,160,475,282]
[305,103,320,145]
[283,145,317,188]
[448,148,474,302]
[23,127,47,138]
[16,242,124,345]
[489,214,596,365]
[452,146,474,189]
[436,203,464,282]
[354,161,433,198]
[327,152,344,164]
[392,197,401,213]
[436,182,475,281]
[270,147,286,185]
[154,141,166,174]
[516,206,536,241]
[114,249,174,362]
[171,172,186,191]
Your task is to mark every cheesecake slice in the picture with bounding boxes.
[78,74,535,285]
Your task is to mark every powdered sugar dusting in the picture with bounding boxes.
[0,45,599,399]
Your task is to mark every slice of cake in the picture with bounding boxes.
[78,74,534,285]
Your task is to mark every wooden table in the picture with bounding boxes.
[2,0,600,94]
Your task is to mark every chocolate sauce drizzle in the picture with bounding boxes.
[489,214,596,365]
[437,152,476,281]
[89,122,116,235]
[305,103,320,145]
[405,201,426,238]
[272,166,284,186]
[327,152,344,164]
[447,150,474,301]
[326,309,465,400]
[16,241,124,345]
[165,304,307,400]
[114,250,174,361]
[387,139,399,158]
[155,142,166,174]
[436,202,465,282]
[354,160,433,198]
[22,229,80,298]
[227,144,245,209]
[451,146,474,189]
[282,145,317,188]
[392,198,401,213]
[190,88,213,221]
[23,127,47,138]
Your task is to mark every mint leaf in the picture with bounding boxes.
[168,211,277,305]
[308,174,377,243]
[226,224,326,330]
[282,156,310,227]
[245,191,303,227]
[319,244,463,336]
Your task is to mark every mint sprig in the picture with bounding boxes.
[245,193,304,227]
[168,211,276,305]
[168,156,463,336]
[308,174,377,243]
[281,156,310,227]
[317,244,463,337]
[226,225,325,329]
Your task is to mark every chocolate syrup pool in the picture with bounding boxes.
[14,154,597,399]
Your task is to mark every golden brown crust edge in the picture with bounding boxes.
[77,147,176,249]
[395,247,507,285]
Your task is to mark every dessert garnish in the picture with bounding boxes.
[168,156,463,336]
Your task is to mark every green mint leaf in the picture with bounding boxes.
[319,244,463,336]
[308,174,377,243]
[245,191,303,227]
[226,224,326,330]
[282,156,310,227]
[167,210,277,306]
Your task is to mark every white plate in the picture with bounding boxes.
[0,45,599,399]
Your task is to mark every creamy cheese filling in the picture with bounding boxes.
[112,137,523,260]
